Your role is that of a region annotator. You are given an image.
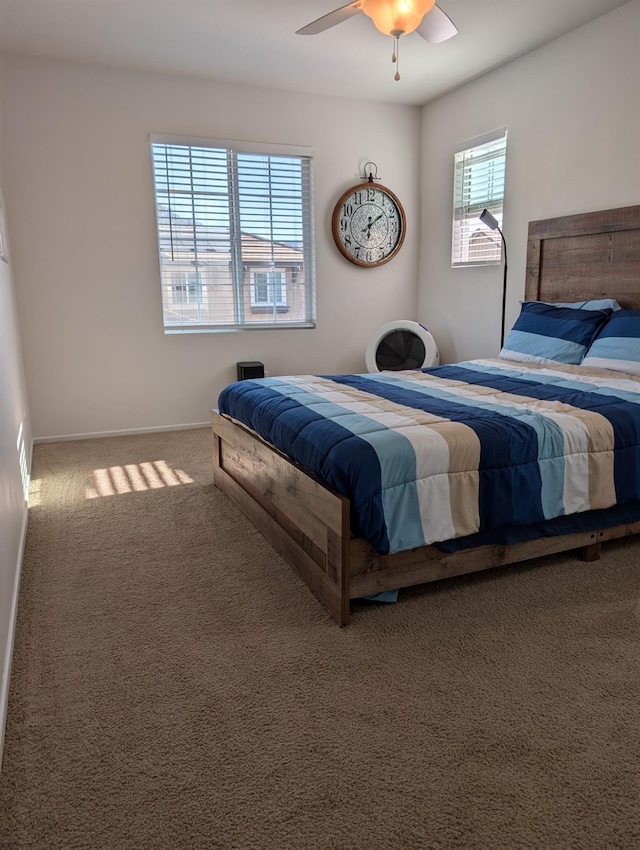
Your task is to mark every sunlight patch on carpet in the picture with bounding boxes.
[85,460,193,499]
[17,421,30,503]
[28,478,42,507]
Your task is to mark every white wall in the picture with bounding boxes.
[419,0,640,364]
[1,56,421,439]
[0,58,32,764]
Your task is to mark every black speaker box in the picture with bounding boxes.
[237,361,265,381]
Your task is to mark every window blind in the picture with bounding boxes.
[451,129,507,267]
[150,135,316,331]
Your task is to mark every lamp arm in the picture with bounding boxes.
[497,227,508,349]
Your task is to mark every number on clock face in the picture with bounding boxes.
[332,182,405,267]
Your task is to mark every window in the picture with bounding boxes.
[251,271,287,310]
[452,129,507,267]
[151,134,315,332]
[170,272,200,306]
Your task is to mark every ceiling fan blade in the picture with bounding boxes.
[296,2,363,35]
[416,4,458,44]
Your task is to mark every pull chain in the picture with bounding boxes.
[391,34,400,81]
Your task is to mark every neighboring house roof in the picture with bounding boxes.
[157,208,303,265]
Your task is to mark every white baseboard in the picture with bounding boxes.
[33,421,210,444]
[0,481,30,771]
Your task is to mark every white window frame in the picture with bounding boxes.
[151,134,316,333]
[170,271,200,306]
[451,128,507,268]
[250,271,287,307]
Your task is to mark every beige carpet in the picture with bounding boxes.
[1,427,640,850]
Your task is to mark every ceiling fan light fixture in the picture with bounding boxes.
[361,0,435,36]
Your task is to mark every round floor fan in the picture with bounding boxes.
[366,320,439,373]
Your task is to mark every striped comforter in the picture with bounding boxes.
[217,359,640,555]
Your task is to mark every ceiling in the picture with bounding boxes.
[0,0,632,106]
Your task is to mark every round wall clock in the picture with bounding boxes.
[331,178,406,268]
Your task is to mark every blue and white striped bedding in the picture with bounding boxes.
[218,359,640,556]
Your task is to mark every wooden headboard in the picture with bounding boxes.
[525,204,640,308]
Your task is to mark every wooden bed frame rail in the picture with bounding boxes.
[212,411,351,624]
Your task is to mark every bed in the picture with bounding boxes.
[211,204,640,625]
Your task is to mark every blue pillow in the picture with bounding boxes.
[500,301,611,365]
[582,309,640,375]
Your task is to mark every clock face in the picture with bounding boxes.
[332,182,406,267]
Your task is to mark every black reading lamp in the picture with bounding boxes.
[479,208,508,348]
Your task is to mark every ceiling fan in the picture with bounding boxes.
[296,0,458,80]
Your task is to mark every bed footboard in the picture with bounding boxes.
[211,411,351,625]
[212,411,640,627]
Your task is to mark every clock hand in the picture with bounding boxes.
[361,214,384,236]
[362,213,383,233]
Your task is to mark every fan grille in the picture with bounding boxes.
[375,329,427,371]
